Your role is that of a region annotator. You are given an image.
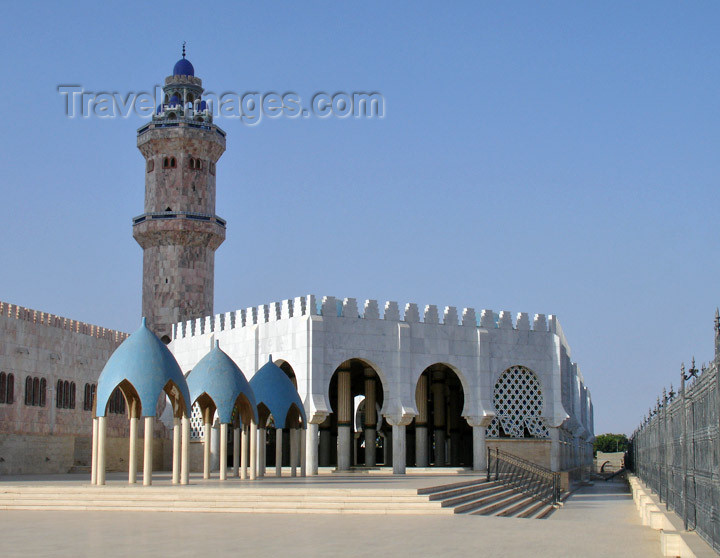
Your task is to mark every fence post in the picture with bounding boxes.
[494,447,499,481]
[681,364,688,531]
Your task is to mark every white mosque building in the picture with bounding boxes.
[0,51,594,479]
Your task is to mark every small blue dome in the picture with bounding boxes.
[96,318,191,418]
[173,57,194,77]
[186,343,258,425]
[250,357,306,428]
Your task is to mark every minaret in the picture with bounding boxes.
[133,47,226,342]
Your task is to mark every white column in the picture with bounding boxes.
[415,374,428,467]
[258,428,266,477]
[300,427,307,477]
[549,427,561,472]
[143,416,153,486]
[392,424,406,475]
[240,425,248,479]
[472,425,487,471]
[290,428,298,477]
[172,417,180,484]
[432,372,446,466]
[91,417,98,485]
[306,422,319,475]
[249,421,257,480]
[364,372,376,467]
[97,416,106,486]
[337,369,352,471]
[275,427,283,477]
[181,415,190,485]
[233,427,240,477]
[128,416,138,484]
[219,423,228,481]
[203,415,212,480]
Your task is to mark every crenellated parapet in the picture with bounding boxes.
[171,293,559,340]
[0,301,129,343]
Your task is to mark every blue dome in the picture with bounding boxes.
[173,57,194,77]
[96,318,191,418]
[250,357,306,428]
[186,343,258,425]
[169,95,180,107]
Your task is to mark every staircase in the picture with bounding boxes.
[418,478,557,518]
[0,484,455,515]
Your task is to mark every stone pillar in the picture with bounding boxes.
[143,416,153,486]
[257,427,266,478]
[181,415,190,485]
[449,387,461,467]
[300,428,307,477]
[203,413,212,480]
[385,431,392,466]
[91,417,98,485]
[392,424,406,475]
[240,425,248,479]
[472,425,487,472]
[249,421,257,480]
[233,426,240,477]
[219,423,228,481]
[97,416,106,486]
[432,372,446,466]
[172,417,181,484]
[128,415,138,484]
[337,369,352,471]
[306,422,319,475]
[275,427,283,477]
[319,420,331,467]
[211,420,220,471]
[415,374,428,467]
[549,427,561,472]
[290,428,298,477]
[364,371,377,467]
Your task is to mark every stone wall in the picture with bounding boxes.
[486,439,552,469]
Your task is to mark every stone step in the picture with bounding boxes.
[417,478,491,496]
[426,481,500,501]
[471,491,529,516]
[452,487,517,514]
[496,494,540,517]
[516,498,550,519]
[440,483,508,507]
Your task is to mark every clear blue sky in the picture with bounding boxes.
[2,1,719,436]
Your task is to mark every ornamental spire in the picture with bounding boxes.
[182,41,186,59]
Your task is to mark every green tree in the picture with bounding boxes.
[593,433,629,454]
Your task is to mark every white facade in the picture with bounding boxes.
[170,294,594,473]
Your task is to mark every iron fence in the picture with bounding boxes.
[629,354,720,554]
[487,448,561,505]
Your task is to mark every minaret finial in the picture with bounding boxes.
[182,41,186,58]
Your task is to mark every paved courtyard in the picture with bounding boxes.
[0,477,661,558]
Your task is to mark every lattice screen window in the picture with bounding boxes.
[190,402,204,439]
[487,365,549,438]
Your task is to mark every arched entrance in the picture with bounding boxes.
[324,359,385,470]
[411,364,472,467]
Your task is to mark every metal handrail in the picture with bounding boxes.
[487,448,561,505]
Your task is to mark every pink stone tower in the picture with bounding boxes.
[133,49,226,342]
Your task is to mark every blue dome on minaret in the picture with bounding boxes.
[173,57,194,76]
[173,43,194,76]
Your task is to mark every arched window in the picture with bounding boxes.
[91,384,96,409]
[108,387,125,415]
[69,382,76,409]
[487,365,549,439]
[84,383,91,410]
[56,380,63,408]
[32,377,40,406]
[6,373,13,404]
[0,372,5,404]
[170,157,176,168]
[25,376,33,406]
[39,378,46,407]
[163,157,170,169]
[63,381,69,409]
